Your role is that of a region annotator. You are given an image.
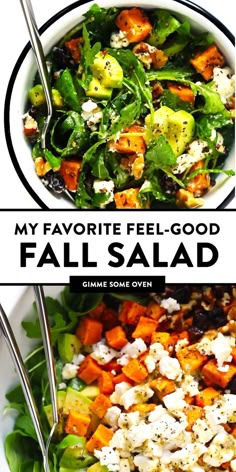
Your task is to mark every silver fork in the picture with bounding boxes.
[0,286,58,472]
[20,0,75,202]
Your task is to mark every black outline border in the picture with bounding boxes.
[4,0,235,210]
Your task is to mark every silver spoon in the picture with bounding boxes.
[20,0,75,202]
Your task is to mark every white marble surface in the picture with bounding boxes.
[0,0,234,209]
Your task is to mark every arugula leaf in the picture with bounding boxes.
[185,167,235,182]
[196,110,233,140]
[83,4,119,42]
[56,69,81,112]
[91,146,110,179]
[190,82,225,114]
[147,69,194,82]
[6,385,25,403]
[109,79,141,136]
[139,175,171,202]
[106,153,130,188]
[81,24,101,89]
[145,136,177,169]
[44,149,61,168]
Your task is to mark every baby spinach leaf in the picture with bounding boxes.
[44,149,61,168]
[5,432,38,472]
[6,385,25,403]
[51,111,89,156]
[61,287,103,315]
[106,153,130,188]
[83,4,119,41]
[14,415,37,441]
[147,69,194,81]
[56,69,81,112]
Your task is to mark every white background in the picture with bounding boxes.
[0,0,235,209]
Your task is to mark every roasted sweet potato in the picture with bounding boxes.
[119,301,147,324]
[110,125,146,155]
[86,424,114,452]
[98,371,114,395]
[78,356,103,384]
[76,318,103,345]
[59,160,82,191]
[65,38,83,63]
[105,325,128,350]
[190,44,225,81]
[114,188,145,209]
[132,316,158,342]
[176,343,208,374]
[195,386,220,407]
[116,8,152,43]
[89,393,112,419]
[201,359,236,388]
[150,376,176,399]
[184,405,203,431]
[167,83,195,103]
[122,358,148,383]
[65,410,91,436]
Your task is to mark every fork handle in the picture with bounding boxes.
[34,286,58,425]
[0,304,47,464]
[19,0,53,148]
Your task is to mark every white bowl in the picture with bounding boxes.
[0,286,62,472]
[5,0,235,209]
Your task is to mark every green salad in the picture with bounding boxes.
[23,4,235,208]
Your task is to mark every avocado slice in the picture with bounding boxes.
[28,84,64,107]
[145,106,174,142]
[82,385,100,399]
[58,334,81,363]
[91,52,123,88]
[60,446,97,469]
[87,463,109,472]
[86,77,112,99]
[43,391,66,439]
[166,110,195,156]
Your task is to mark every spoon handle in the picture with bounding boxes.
[0,303,49,471]
[19,0,53,148]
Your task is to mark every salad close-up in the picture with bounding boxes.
[2,286,236,471]
[23,4,235,209]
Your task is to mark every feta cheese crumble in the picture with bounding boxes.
[212,66,235,104]
[110,30,130,49]
[62,363,78,380]
[160,297,180,313]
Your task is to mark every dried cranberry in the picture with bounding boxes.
[193,311,210,331]
[208,306,227,328]
[188,326,204,343]
[171,286,191,304]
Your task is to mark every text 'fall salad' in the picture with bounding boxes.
[23,5,235,208]
[4,286,236,471]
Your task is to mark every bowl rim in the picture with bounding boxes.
[4,0,235,210]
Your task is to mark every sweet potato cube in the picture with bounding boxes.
[86,424,114,452]
[150,376,176,399]
[59,160,82,191]
[176,344,208,374]
[114,188,144,209]
[119,301,147,324]
[116,8,152,43]
[146,302,166,321]
[201,359,236,388]
[110,125,146,155]
[151,332,175,353]
[78,356,102,384]
[184,406,203,431]
[98,371,114,395]
[113,372,132,385]
[89,301,106,319]
[76,318,103,345]
[89,394,112,419]
[122,358,148,383]
[195,387,220,407]
[190,44,224,81]
[129,403,156,415]
[167,83,195,103]
[105,325,128,350]
[132,316,158,343]
[65,410,91,436]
